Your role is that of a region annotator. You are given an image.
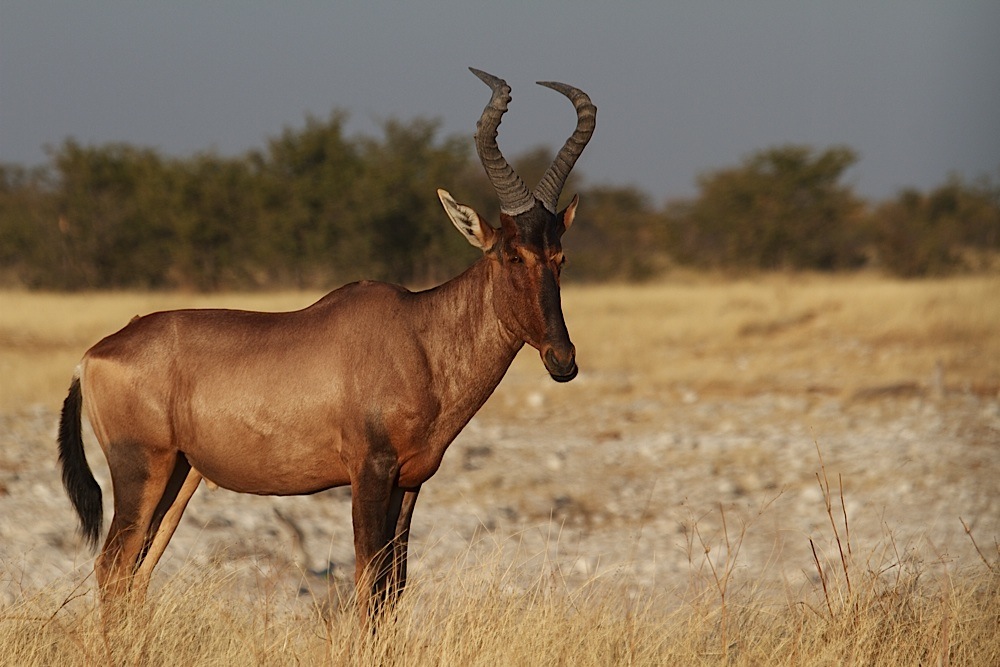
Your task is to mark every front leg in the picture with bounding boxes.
[350,450,399,624]
[385,486,420,602]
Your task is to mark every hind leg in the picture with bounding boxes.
[133,457,202,597]
[96,443,176,607]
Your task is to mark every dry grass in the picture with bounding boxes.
[558,273,1000,398]
[2,498,997,666]
[2,274,998,412]
[2,275,998,663]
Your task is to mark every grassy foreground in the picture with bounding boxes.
[2,275,998,663]
[3,518,997,666]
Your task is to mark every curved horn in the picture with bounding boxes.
[533,81,597,213]
[469,68,535,216]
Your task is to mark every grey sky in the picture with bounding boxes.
[1,2,998,202]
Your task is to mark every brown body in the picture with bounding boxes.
[86,272,516,496]
[57,68,595,621]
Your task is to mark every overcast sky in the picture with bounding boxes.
[1,2,998,202]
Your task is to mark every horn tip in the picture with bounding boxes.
[537,80,580,96]
[470,67,506,88]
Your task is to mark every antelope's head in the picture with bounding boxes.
[438,68,596,383]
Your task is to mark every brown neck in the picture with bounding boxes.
[413,257,523,415]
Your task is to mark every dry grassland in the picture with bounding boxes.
[560,273,999,400]
[2,274,998,411]
[3,540,997,666]
[1,274,998,664]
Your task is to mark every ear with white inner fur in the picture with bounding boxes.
[437,189,497,250]
[558,194,579,236]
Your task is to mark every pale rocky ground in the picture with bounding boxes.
[2,372,998,609]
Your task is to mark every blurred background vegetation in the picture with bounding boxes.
[1,112,997,290]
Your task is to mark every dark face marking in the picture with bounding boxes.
[493,202,577,382]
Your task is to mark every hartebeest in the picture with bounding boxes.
[57,68,595,620]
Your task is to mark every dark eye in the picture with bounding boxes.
[508,253,521,264]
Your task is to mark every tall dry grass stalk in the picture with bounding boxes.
[3,475,997,666]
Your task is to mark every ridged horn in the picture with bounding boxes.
[469,68,535,216]
[533,81,597,213]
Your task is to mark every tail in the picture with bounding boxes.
[57,371,103,549]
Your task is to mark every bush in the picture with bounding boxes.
[667,145,867,271]
[870,176,1000,276]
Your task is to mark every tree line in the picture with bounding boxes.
[1,112,997,290]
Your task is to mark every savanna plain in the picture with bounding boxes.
[1,274,998,665]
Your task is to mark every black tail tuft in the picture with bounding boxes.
[57,374,103,550]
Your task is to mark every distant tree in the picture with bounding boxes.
[254,111,362,287]
[51,141,179,288]
[671,145,866,270]
[350,118,476,285]
[0,164,59,286]
[870,174,1000,276]
[567,185,666,281]
[3,123,997,289]
[169,154,262,290]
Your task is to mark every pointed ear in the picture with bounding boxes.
[438,189,497,250]
[557,194,579,236]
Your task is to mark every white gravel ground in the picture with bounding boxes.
[2,385,997,607]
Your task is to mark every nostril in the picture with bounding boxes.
[544,346,576,373]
